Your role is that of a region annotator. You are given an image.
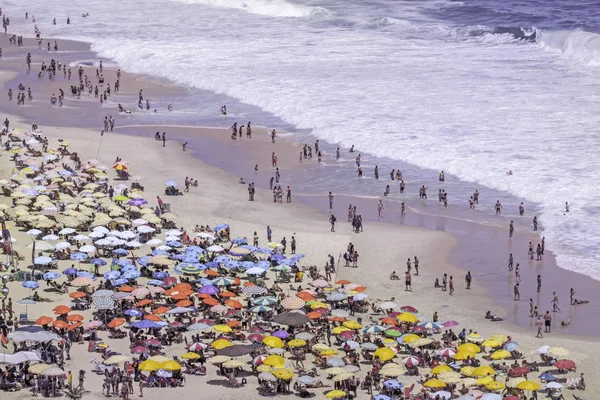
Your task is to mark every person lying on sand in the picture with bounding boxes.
[485,311,503,321]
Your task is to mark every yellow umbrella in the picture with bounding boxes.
[458,343,481,354]
[548,347,569,357]
[263,336,285,348]
[312,343,330,352]
[373,347,395,362]
[431,365,452,375]
[461,366,475,377]
[410,338,434,348]
[160,360,182,371]
[466,333,484,343]
[288,339,306,348]
[223,360,244,368]
[273,369,294,380]
[489,333,508,343]
[342,320,362,330]
[320,349,340,357]
[382,338,398,346]
[212,339,233,349]
[182,352,201,360]
[138,360,160,371]
[214,324,233,333]
[257,365,273,372]
[263,355,285,367]
[482,339,502,348]
[397,313,418,323]
[402,334,420,343]
[486,381,506,391]
[324,367,347,375]
[332,372,355,382]
[325,390,347,399]
[332,326,350,335]
[453,351,476,361]
[473,365,495,377]
[517,380,540,391]
[208,355,231,364]
[476,376,494,386]
[490,349,511,360]
[423,378,446,389]
[148,356,170,363]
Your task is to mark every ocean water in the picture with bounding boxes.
[4,0,600,279]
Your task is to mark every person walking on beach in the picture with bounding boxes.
[533,216,538,231]
[570,288,575,305]
[267,226,272,242]
[401,202,405,218]
[271,129,276,143]
[508,253,513,271]
[253,231,259,247]
[465,271,471,289]
[291,236,296,254]
[442,274,447,291]
[551,292,561,312]
[509,220,514,238]
[271,152,277,167]
[405,270,412,291]
[495,200,502,215]
[162,132,166,147]
[536,316,544,338]
[329,214,337,232]
[537,274,541,293]
[544,311,552,332]
[541,236,545,255]
[449,276,454,295]
[336,147,340,160]
[513,283,520,301]
[377,200,383,218]
[519,202,524,216]
[328,192,334,210]
[286,186,291,203]
[414,256,419,275]
[406,258,412,273]
[182,142,187,151]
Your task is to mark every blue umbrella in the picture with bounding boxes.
[214,255,230,263]
[197,278,214,286]
[290,254,305,262]
[34,256,54,265]
[373,395,391,400]
[164,180,178,187]
[270,254,286,261]
[231,238,247,245]
[240,261,256,269]
[166,241,183,248]
[382,380,403,389]
[59,170,74,177]
[204,261,218,269]
[171,254,187,261]
[256,261,271,270]
[151,249,169,256]
[90,258,107,266]
[22,281,40,289]
[112,278,129,286]
[70,252,88,261]
[503,341,519,352]
[147,280,165,286]
[224,260,240,269]
[153,271,169,280]
[132,320,163,329]
[77,271,95,279]
[42,272,60,280]
[104,271,121,280]
[122,270,141,279]
[127,198,148,206]
[240,245,259,251]
[125,309,143,317]
[185,246,205,254]
[137,256,151,266]
[115,259,133,267]
[122,264,138,271]
[112,249,129,256]
[62,267,78,275]
[198,286,219,295]
[214,224,229,232]
[538,372,557,381]
[258,247,273,254]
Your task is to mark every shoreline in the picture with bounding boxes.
[0,33,598,337]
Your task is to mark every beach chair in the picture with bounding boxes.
[16,271,25,282]
[19,312,28,324]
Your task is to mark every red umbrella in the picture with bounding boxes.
[145,338,162,347]
[198,318,214,325]
[402,356,423,367]
[225,309,240,317]
[313,308,329,314]
[509,367,530,376]
[338,331,355,340]
[412,326,427,332]
[401,306,418,313]
[131,346,148,354]
[388,312,401,318]
[554,359,576,370]
[249,327,264,334]
[248,334,265,343]
[163,277,177,286]
[187,342,208,351]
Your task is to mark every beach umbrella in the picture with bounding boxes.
[41,367,66,376]
[480,394,502,400]
[509,367,530,377]
[503,341,519,352]
[490,349,511,360]
[138,360,160,371]
[288,339,307,348]
[325,390,347,399]
[431,365,453,375]
[545,382,563,389]
[42,272,60,280]
[432,391,451,400]
[548,347,569,357]
[397,313,418,323]
[517,381,540,391]
[296,375,317,386]
[273,312,309,326]
[263,336,284,348]
[362,325,385,335]
[438,348,456,358]
[373,347,395,362]
[423,379,446,389]
[250,305,273,313]
[458,343,481,353]
[382,379,404,389]
[554,359,575,370]
[538,372,557,381]
[473,365,495,377]
[438,372,461,384]
[104,355,132,365]
[22,281,40,289]
[402,356,422,367]
[211,339,232,350]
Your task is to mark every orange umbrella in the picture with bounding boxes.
[205,270,220,277]
[69,291,86,299]
[53,305,72,315]
[174,283,192,291]
[219,291,236,297]
[108,318,126,328]
[336,279,351,285]
[52,320,69,329]
[153,307,171,315]
[118,285,134,292]
[35,315,53,326]
[243,282,256,287]
[297,292,316,302]
[353,286,367,293]
[226,320,241,328]
[136,299,153,307]
[225,300,242,309]
[196,293,211,299]
[176,300,193,307]
[144,314,162,322]
[172,293,190,301]
[67,322,83,332]
[232,278,241,285]
[381,318,398,326]
[66,314,84,322]
[203,298,219,306]
[307,312,322,319]
[328,316,346,322]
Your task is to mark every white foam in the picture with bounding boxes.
[537,29,600,66]
[168,0,329,18]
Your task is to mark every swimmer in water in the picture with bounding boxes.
[349,145,354,152]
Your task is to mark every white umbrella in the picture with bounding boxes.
[26,229,42,237]
[89,231,105,238]
[379,301,397,309]
[126,241,142,248]
[195,232,215,240]
[34,256,53,265]
[55,242,72,250]
[107,230,123,237]
[157,245,172,251]
[165,230,183,236]
[145,239,163,246]
[27,241,54,251]
[120,231,137,239]
[79,245,97,253]
[95,239,113,246]
[93,226,110,234]
[137,226,155,233]
[73,234,90,241]
[132,218,148,226]
[208,245,224,252]
[246,267,265,275]
[42,234,59,241]
[545,382,563,389]
[59,228,77,235]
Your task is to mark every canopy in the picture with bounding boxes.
[0,351,41,364]
[9,327,61,342]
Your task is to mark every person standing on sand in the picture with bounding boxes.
[414,256,419,275]
[465,271,471,289]
[509,220,514,238]
[405,270,412,291]
[570,288,575,305]
[182,142,187,151]
[544,311,552,333]
[519,202,525,216]
[271,152,277,167]
[328,192,334,210]
[253,232,259,247]
[536,316,544,338]
[291,236,296,254]
[162,132,166,147]
[401,202,405,218]
[508,253,513,271]
[247,122,252,139]
[442,274,447,291]
[551,292,561,312]
[495,200,502,215]
[267,226,272,242]
[286,186,291,203]
[406,258,412,273]
[329,214,336,232]
[541,236,545,255]
[377,200,383,218]
[271,129,276,143]
[537,274,541,293]
[533,216,538,231]
[513,283,520,301]
[449,276,454,295]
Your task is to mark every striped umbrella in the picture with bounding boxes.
[281,297,306,310]
[361,325,386,335]
[211,277,236,286]
[241,286,267,295]
[93,296,115,309]
[250,305,273,313]
[70,277,94,287]
[253,297,277,306]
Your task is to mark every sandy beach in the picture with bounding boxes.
[0,23,597,400]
